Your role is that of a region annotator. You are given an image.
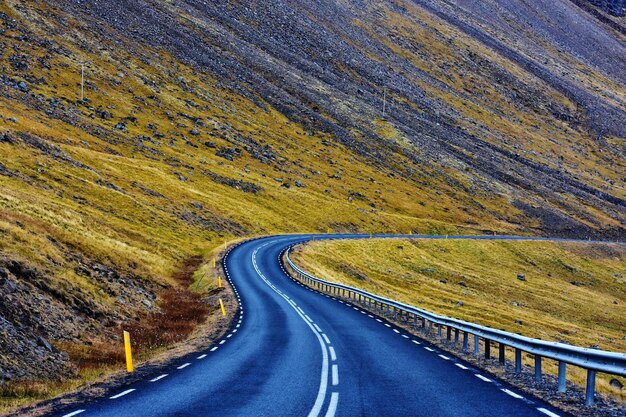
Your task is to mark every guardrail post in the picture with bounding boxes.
[446,326,451,341]
[421,317,426,329]
[462,331,468,352]
[557,361,567,393]
[429,320,433,333]
[393,307,397,320]
[454,328,459,345]
[413,314,417,328]
[474,335,480,356]
[485,339,491,359]
[437,324,442,338]
[585,369,596,405]
[515,348,522,373]
[534,355,542,383]
[499,343,505,365]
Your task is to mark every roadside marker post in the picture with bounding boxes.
[123,330,134,372]
[218,276,222,288]
[219,298,226,316]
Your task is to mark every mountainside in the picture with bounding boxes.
[0,0,625,409]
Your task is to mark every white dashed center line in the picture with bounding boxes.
[177,363,190,370]
[537,408,560,417]
[475,374,492,382]
[331,364,339,386]
[455,363,468,370]
[329,346,337,361]
[424,347,434,352]
[210,347,218,352]
[197,354,207,360]
[438,354,450,360]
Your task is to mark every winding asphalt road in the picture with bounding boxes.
[51,234,592,417]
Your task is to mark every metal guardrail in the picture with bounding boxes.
[284,247,626,406]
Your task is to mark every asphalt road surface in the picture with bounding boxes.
[53,234,584,417]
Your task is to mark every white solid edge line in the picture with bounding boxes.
[331,364,339,386]
[329,346,337,361]
[537,408,560,417]
[177,363,190,369]
[61,410,85,417]
[502,388,523,399]
[110,389,135,399]
[475,374,491,382]
[455,363,468,370]
[324,392,339,417]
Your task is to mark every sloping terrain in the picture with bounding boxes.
[0,0,625,409]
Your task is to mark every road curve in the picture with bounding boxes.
[49,234,605,417]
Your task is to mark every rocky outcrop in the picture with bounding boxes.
[589,0,626,16]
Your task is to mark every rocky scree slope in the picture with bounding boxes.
[0,0,625,407]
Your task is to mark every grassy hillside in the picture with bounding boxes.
[0,0,625,410]
[292,238,626,398]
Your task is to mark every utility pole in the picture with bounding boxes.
[382,86,386,119]
[81,63,85,101]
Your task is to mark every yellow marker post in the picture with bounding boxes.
[123,330,134,372]
[219,298,226,316]
[212,258,216,268]
[218,276,222,288]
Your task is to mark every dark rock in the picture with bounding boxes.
[439,279,447,284]
[189,129,200,136]
[515,319,523,325]
[517,274,526,281]
[458,281,467,287]
[36,336,54,352]
[96,109,112,119]
[295,180,304,187]
[17,81,28,92]
[589,0,626,16]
